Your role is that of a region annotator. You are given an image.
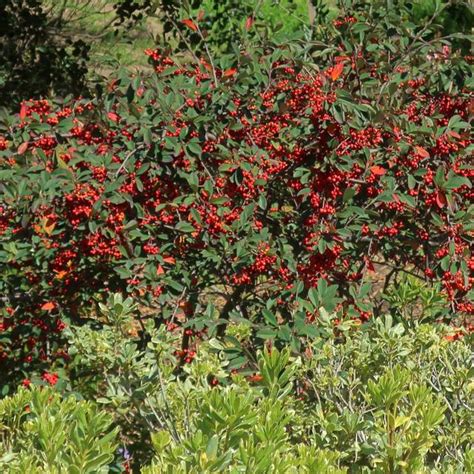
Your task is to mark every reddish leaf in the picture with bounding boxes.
[156,265,165,275]
[17,142,29,155]
[41,302,56,311]
[245,16,254,30]
[365,259,375,274]
[436,191,446,208]
[107,112,120,123]
[201,60,212,72]
[223,68,237,78]
[182,19,198,32]
[163,256,175,264]
[415,146,430,158]
[19,104,27,120]
[447,130,460,139]
[197,10,205,21]
[330,62,344,81]
[248,373,263,383]
[370,165,386,176]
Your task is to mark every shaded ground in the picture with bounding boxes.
[44,0,160,76]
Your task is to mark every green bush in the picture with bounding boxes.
[0,293,471,472]
[0,386,119,473]
[60,296,473,471]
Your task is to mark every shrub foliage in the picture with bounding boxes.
[0,2,472,472]
[3,306,472,472]
[0,386,118,472]
[0,0,472,381]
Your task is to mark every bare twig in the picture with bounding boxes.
[115,145,144,177]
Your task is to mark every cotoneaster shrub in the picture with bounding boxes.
[0,0,472,382]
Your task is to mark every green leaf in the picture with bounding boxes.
[187,141,202,157]
[262,308,277,326]
[343,187,356,202]
[444,174,471,190]
[175,221,195,233]
[256,328,277,339]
